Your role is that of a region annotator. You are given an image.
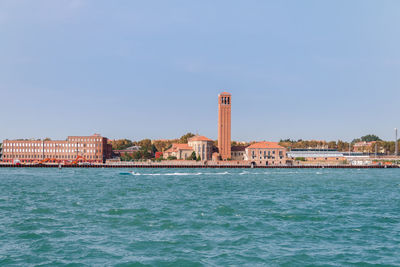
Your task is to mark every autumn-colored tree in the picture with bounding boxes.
[110,139,133,150]
[328,141,337,149]
[138,139,152,149]
[337,140,348,151]
[179,133,195,144]
[153,140,176,152]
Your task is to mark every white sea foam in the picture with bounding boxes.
[130,172,201,176]
[129,171,233,176]
[164,172,202,176]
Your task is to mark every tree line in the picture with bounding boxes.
[279,134,399,154]
[109,133,399,161]
[110,133,197,161]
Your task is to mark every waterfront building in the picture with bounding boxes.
[188,135,213,160]
[245,141,287,165]
[353,141,378,153]
[231,146,248,161]
[163,143,194,160]
[2,134,112,163]
[218,92,232,160]
[287,149,346,163]
[163,135,214,160]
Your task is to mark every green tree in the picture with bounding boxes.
[188,151,197,160]
[165,144,172,151]
[151,144,157,154]
[179,133,195,144]
[360,134,381,142]
[133,151,142,160]
[121,152,132,161]
[142,149,152,159]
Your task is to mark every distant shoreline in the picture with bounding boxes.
[0,164,398,169]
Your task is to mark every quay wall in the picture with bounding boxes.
[0,163,398,169]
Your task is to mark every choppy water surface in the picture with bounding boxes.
[0,168,400,266]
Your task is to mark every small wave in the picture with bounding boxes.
[204,171,230,175]
[127,172,232,176]
[164,172,202,176]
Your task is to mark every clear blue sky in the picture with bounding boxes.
[1,0,399,142]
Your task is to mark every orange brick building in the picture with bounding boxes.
[245,141,288,165]
[2,134,112,163]
[353,141,377,153]
[163,143,193,160]
[218,92,231,160]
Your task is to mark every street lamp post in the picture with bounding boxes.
[395,128,398,156]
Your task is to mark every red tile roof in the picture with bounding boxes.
[188,135,213,142]
[165,143,193,153]
[246,141,283,149]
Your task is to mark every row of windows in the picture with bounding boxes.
[251,150,285,160]
[4,143,101,148]
[253,156,285,160]
[264,161,283,165]
[4,155,101,159]
[221,97,230,105]
[4,149,100,153]
[69,138,102,142]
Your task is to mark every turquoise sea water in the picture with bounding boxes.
[0,168,399,266]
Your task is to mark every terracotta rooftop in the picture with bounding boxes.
[188,135,213,142]
[354,141,376,146]
[219,92,231,96]
[246,141,284,149]
[231,145,248,151]
[165,143,193,153]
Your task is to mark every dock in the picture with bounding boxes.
[0,164,398,169]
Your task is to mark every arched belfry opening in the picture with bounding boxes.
[218,92,231,160]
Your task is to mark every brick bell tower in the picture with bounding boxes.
[218,92,231,160]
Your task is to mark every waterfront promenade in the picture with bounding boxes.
[0,162,398,169]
